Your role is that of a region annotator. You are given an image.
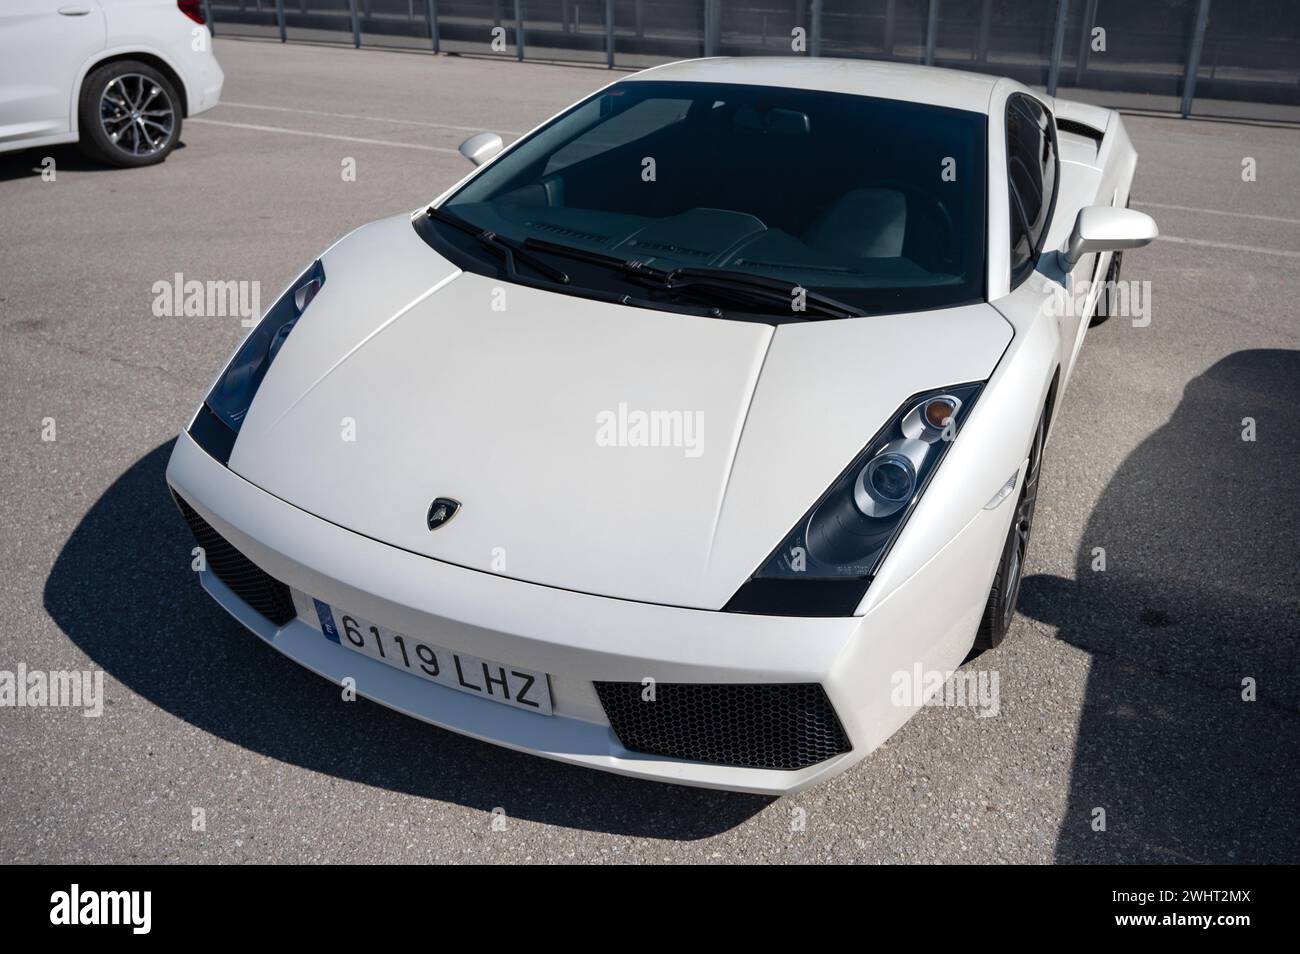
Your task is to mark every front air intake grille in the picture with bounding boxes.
[174,495,296,627]
[594,681,851,770]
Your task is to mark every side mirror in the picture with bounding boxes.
[1061,206,1158,269]
[458,132,503,167]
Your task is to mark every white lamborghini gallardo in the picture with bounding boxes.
[168,58,1156,793]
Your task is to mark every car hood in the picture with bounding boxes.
[229,213,1012,610]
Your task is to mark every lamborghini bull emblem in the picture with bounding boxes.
[426,497,461,530]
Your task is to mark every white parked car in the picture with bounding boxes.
[0,0,222,166]
[167,58,1155,793]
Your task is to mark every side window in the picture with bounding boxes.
[1006,94,1057,285]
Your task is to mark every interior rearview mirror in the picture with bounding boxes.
[458,132,503,167]
[1062,206,1158,269]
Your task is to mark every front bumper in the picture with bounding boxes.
[166,430,1010,794]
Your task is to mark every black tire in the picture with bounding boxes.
[1089,249,1122,327]
[78,60,182,168]
[974,405,1046,651]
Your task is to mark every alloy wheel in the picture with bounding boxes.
[99,73,175,158]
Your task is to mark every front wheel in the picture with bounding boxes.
[974,406,1046,651]
[78,60,182,168]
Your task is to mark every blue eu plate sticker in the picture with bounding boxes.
[313,599,340,643]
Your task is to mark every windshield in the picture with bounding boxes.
[436,80,987,318]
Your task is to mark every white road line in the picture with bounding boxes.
[189,117,461,153]
[218,100,520,136]
[1133,200,1300,227]
[1160,234,1300,259]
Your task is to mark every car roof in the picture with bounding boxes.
[628,57,1003,114]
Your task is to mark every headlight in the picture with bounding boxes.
[188,259,325,464]
[725,382,982,615]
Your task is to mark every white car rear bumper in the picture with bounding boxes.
[180,32,223,115]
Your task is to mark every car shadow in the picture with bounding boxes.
[1018,349,1300,863]
[0,141,187,181]
[42,441,770,839]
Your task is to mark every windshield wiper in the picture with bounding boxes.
[420,220,714,316]
[524,237,862,320]
[662,268,866,319]
[426,206,568,284]
[524,236,670,282]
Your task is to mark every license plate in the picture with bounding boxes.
[314,601,553,715]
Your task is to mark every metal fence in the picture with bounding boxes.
[202,0,1300,120]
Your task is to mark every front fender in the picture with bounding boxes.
[860,299,1057,616]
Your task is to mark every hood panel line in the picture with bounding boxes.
[267,268,463,432]
[706,325,775,563]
